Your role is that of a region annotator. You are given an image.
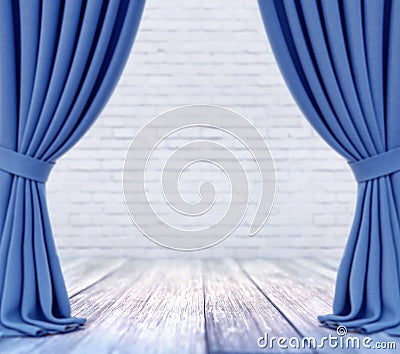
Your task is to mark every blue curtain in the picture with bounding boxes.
[0,0,145,337]
[258,0,400,335]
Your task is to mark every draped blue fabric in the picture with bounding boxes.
[258,0,400,335]
[0,0,145,337]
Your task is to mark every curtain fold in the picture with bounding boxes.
[258,0,400,335]
[0,0,145,337]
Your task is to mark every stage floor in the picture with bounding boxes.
[1,258,398,354]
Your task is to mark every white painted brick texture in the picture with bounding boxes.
[47,0,356,258]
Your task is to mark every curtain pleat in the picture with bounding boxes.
[258,0,400,335]
[0,0,145,337]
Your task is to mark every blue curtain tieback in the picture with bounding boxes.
[349,147,400,182]
[0,145,54,183]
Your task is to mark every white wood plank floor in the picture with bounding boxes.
[0,258,398,354]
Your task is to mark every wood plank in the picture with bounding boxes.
[240,258,361,354]
[290,258,338,282]
[111,260,205,354]
[0,260,206,354]
[61,257,126,297]
[245,258,399,354]
[203,259,306,354]
[0,258,126,354]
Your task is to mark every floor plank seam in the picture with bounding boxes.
[202,263,212,354]
[316,259,338,271]
[69,259,128,299]
[235,259,320,354]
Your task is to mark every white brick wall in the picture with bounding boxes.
[47,0,357,258]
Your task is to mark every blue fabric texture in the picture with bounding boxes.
[258,0,400,335]
[0,0,145,337]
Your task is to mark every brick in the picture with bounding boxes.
[48,0,354,258]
